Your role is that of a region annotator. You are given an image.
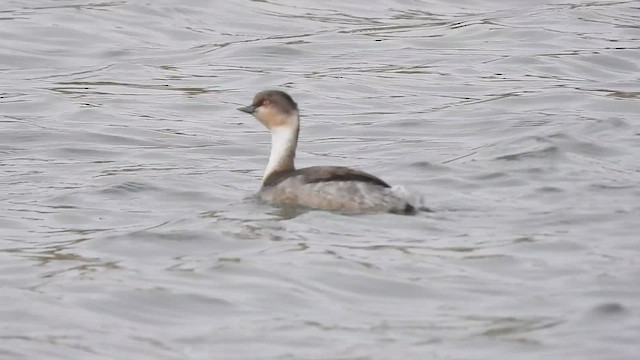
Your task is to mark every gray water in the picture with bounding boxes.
[1,0,639,359]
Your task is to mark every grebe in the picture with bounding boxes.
[238,90,416,214]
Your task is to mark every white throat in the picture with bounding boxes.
[264,125,298,180]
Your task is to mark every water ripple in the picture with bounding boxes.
[1,0,639,359]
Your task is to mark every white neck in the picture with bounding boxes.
[264,125,298,180]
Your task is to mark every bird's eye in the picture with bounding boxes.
[263,100,270,106]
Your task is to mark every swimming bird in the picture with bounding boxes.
[238,90,416,214]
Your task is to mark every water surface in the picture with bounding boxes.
[1,0,639,359]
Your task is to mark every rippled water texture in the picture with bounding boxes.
[1,0,639,359]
